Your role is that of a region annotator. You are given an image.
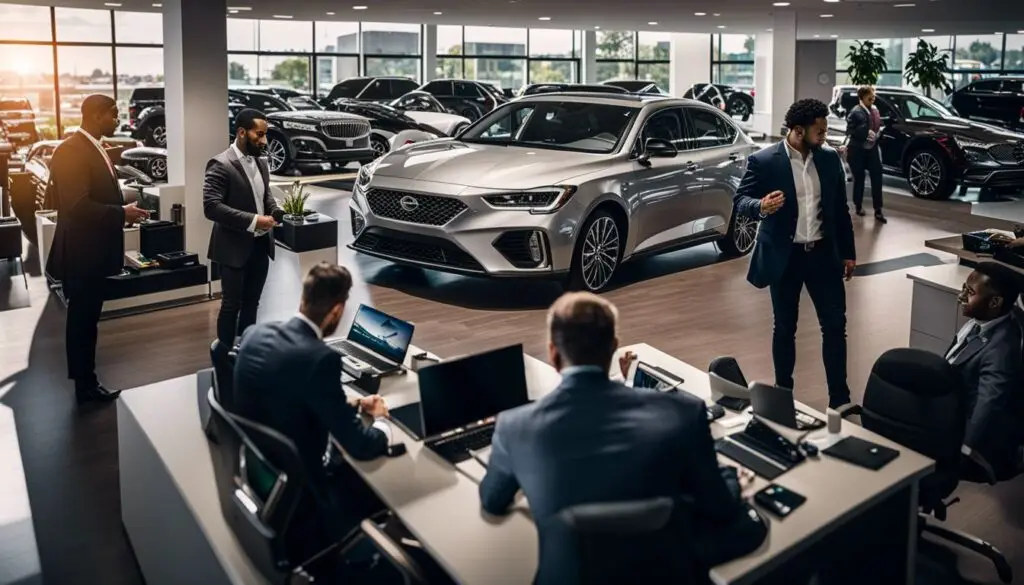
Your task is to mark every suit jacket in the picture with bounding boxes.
[734,142,856,289]
[203,147,283,268]
[845,104,877,151]
[233,317,388,480]
[45,132,125,282]
[479,371,759,537]
[946,313,1024,480]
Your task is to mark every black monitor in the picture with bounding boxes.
[418,344,528,438]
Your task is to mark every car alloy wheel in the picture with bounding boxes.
[371,136,388,159]
[149,157,167,180]
[732,214,758,254]
[908,151,942,196]
[581,216,620,291]
[266,138,287,173]
[152,125,166,147]
[731,100,750,119]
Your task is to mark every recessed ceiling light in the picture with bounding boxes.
[594,25,601,29]
[718,25,726,28]
[104,2,122,6]
[922,28,935,32]
[538,16,551,20]
[824,0,840,3]
[766,28,773,31]
[821,14,833,17]
[695,12,706,16]
[227,6,251,10]
[273,14,292,18]
[229,9,239,13]
[152,2,162,6]
[648,21,658,25]
[325,11,335,15]
[353,5,367,9]
[433,11,442,15]
[893,3,915,6]
[773,2,790,6]
[814,34,821,38]
[713,13,720,16]
[830,34,838,38]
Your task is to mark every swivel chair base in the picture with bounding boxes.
[920,515,1013,584]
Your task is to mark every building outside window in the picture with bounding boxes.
[711,34,755,90]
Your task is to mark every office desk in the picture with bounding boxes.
[340,344,934,585]
[906,264,972,354]
[925,235,1024,276]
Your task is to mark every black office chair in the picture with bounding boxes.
[708,356,748,387]
[842,348,1013,584]
[535,497,703,585]
[210,339,239,410]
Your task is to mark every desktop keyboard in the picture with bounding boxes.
[430,426,496,464]
[331,340,395,372]
[731,419,805,467]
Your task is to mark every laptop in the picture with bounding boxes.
[411,344,530,465]
[629,361,684,392]
[749,382,825,431]
[327,304,414,374]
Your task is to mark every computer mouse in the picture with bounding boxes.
[800,441,819,457]
[707,404,726,421]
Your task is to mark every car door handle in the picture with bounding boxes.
[686,162,700,172]
[728,153,742,164]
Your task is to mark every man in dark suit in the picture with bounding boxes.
[479,292,766,573]
[948,262,1024,480]
[46,94,150,404]
[233,262,391,570]
[203,108,284,346]
[845,86,886,223]
[734,99,857,409]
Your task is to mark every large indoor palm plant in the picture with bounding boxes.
[903,39,953,98]
[845,40,888,86]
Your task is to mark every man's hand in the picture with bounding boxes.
[618,351,636,379]
[867,130,877,142]
[738,467,758,499]
[843,259,856,281]
[123,202,150,224]
[359,395,389,418]
[759,191,785,216]
[255,215,277,231]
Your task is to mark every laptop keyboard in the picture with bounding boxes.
[332,340,394,372]
[430,426,496,464]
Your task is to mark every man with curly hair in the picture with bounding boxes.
[734,99,857,409]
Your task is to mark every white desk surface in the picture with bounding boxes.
[906,263,972,295]
[340,343,936,585]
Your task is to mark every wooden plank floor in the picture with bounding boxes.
[0,186,1021,585]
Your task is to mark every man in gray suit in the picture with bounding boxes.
[949,262,1024,480]
[203,108,284,346]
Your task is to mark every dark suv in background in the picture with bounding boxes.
[417,79,508,121]
[0,97,39,146]
[828,85,1024,199]
[949,76,1024,131]
[320,76,420,105]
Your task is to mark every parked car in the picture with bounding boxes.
[518,83,629,97]
[9,140,60,239]
[601,80,669,95]
[0,97,40,146]
[828,85,1024,200]
[948,76,1024,131]
[120,146,168,182]
[125,87,165,142]
[417,80,509,121]
[326,91,469,157]
[350,93,760,292]
[683,83,755,122]
[321,77,421,106]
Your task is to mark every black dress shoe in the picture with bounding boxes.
[874,211,887,224]
[76,382,121,405]
[855,207,866,216]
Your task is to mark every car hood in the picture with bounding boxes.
[374,141,614,189]
[267,110,368,123]
[908,117,1024,142]
[404,111,469,134]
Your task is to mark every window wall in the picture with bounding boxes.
[595,30,671,89]
[436,26,580,91]
[711,34,755,89]
[0,3,163,138]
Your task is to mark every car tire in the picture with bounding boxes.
[147,156,168,181]
[370,135,389,159]
[266,134,292,174]
[567,210,622,293]
[144,120,166,148]
[905,147,955,200]
[728,96,752,122]
[460,106,481,121]
[717,206,759,257]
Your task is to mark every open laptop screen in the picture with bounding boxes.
[346,304,415,364]
[418,344,529,438]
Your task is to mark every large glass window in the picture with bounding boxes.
[114,11,162,45]
[259,55,312,92]
[596,30,635,60]
[0,44,57,139]
[529,61,575,84]
[365,57,419,80]
[1006,35,1024,70]
[57,45,114,130]
[437,58,463,79]
[227,18,258,51]
[466,58,525,90]
[116,47,163,124]
[596,61,635,83]
[465,26,526,57]
[436,26,580,90]
[317,56,359,96]
[954,34,1003,70]
[0,4,52,42]
[55,7,111,43]
[259,20,313,53]
[712,35,755,92]
[361,22,420,55]
[530,29,573,58]
[437,25,462,56]
[228,55,258,86]
[315,21,358,53]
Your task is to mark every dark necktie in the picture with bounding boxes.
[951,323,982,361]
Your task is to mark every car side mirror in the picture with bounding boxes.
[639,138,677,165]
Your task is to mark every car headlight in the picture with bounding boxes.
[954,137,995,151]
[954,137,996,163]
[483,186,578,214]
[282,120,318,133]
[357,160,378,188]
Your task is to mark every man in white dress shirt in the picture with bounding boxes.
[203,108,284,346]
[734,99,857,408]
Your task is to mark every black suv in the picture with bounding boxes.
[0,97,40,146]
[949,76,1024,131]
[683,83,755,122]
[321,77,420,105]
[519,83,628,97]
[417,79,508,121]
[828,85,1024,199]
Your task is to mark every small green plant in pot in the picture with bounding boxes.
[845,40,888,86]
[281,180,318,222]
[903,39,952,99]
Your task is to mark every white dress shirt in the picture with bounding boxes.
[230,143,266,235]
[945,313,1011,362]
[294,313,393,441]
[784,140,823,244]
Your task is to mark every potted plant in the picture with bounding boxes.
[845,40,888,86]
[281,180,318,222]
[903,39,953,99]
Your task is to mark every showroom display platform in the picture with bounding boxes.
[273,213,338,253]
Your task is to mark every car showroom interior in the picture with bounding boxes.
[1,0,1024,584]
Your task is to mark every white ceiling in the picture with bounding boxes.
[16,0,1024,38]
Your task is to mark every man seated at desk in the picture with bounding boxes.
[479,292,767,572]
[233,262,391,573]
[950,262,1024,480]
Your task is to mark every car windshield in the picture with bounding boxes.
[461,100,637,154]
[327,78,371,100]
[882,93,957,120]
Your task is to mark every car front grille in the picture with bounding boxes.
[365,189,467,226]
[321,120,370,139]
[353,227,483,272]
[990,142,1024,165]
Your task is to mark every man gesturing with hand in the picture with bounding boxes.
[734,99,857,409]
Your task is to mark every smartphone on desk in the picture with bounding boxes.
[754,484,806,518]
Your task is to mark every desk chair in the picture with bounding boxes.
[535,497,703,585]
[840,348,1013,584]
[210,339,239,411]
[709,356,748,387]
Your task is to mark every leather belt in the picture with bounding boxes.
[795,240,820,252]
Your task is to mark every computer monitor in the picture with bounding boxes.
[346,304,414,364]
[418,344,529,438]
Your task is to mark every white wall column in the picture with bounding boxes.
[751,11,797,137]
[163,0,228,276]
[669,33,711,97]
[582,30,597,83]
[795,40,837,105]
[422,25,438,83]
